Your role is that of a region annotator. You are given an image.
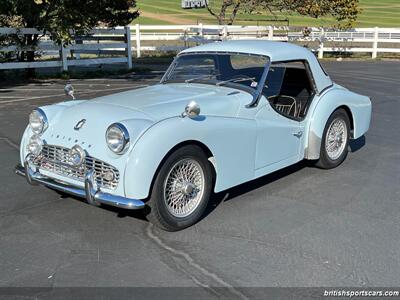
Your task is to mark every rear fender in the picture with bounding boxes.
[304,86,371,160]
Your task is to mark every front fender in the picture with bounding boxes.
[305,86,371,160]
[124,116,257,200]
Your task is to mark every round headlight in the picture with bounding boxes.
[29,109,48,134]
[27,135,43,157]
[106,123,130,154]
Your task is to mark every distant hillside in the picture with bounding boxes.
[135,0,400,27]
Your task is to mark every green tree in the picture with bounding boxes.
[205,0,360,28]
[0,0,139,64]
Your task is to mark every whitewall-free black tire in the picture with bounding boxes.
[315,108,351,169]
[146,145,213,231]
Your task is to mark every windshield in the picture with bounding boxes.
[161,53,269,93]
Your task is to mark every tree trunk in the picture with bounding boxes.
[25,34,38,78]
[18,35,26,62]
[218,0,230,25]
[228,2,242,25]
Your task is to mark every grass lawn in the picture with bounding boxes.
[134,0,400,27]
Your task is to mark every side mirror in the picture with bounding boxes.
[64,82,75,100]
[181,101,200,118]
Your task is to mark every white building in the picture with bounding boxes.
[182,0,208,9]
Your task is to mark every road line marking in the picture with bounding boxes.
[331,74,398,84]
[329,72,399,84]
[0,96,26,99]
[0,83,149,91]
[0,85,148,105]
[0,136,19,150]
[0,93,67,104]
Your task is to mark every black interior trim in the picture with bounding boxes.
[263,59,317,121]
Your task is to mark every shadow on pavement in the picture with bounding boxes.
[349,135,366,153]
[56,136,367,227]
[203,160,310,220]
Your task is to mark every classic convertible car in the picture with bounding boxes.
[15,40,371,231]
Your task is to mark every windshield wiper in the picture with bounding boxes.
[216,76,256,86]
[185,73,220,83]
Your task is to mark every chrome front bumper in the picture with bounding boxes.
[15,159,145,210]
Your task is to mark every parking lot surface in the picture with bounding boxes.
[0,61,399,298]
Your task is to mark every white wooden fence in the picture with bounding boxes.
[1,25,399,71]
[131,25,400,59]
[0,27,132,71]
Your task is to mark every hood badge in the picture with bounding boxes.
[74,119,86,131]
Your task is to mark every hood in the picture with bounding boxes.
[91,83,243,120]
[40,83,246,152]
[42,101,151,151]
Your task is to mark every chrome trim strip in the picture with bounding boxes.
[15,161,145,210]
[33,108,49,134]
[160,57,178,84]
[106,123,130,154]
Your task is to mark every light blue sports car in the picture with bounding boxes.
[16,41,372,231]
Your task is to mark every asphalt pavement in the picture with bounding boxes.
[0,61,399,299]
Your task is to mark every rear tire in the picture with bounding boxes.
[315,108,350,169]
[146,145,213,231]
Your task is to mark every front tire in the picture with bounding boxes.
[316,108,350,169]
[146,145,213,231]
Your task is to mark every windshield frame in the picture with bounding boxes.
[160,51,271,108]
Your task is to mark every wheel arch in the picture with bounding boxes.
[336,105,354,137]
[147,140,217,202]
[305,101,355,160]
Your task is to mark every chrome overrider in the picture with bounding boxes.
[15,155,145,210]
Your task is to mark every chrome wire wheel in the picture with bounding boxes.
[163,158,205,218]
[325,118,348,160]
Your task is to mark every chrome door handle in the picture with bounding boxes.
[293,131,303,138]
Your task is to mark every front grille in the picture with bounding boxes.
[32,145,120,190]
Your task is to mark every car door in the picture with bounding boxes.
[253,60,314,172]
[254,99,303,171]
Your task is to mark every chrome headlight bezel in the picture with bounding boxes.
[29,108,48,135]
[105,123,130,154]
[27,134,43,157]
